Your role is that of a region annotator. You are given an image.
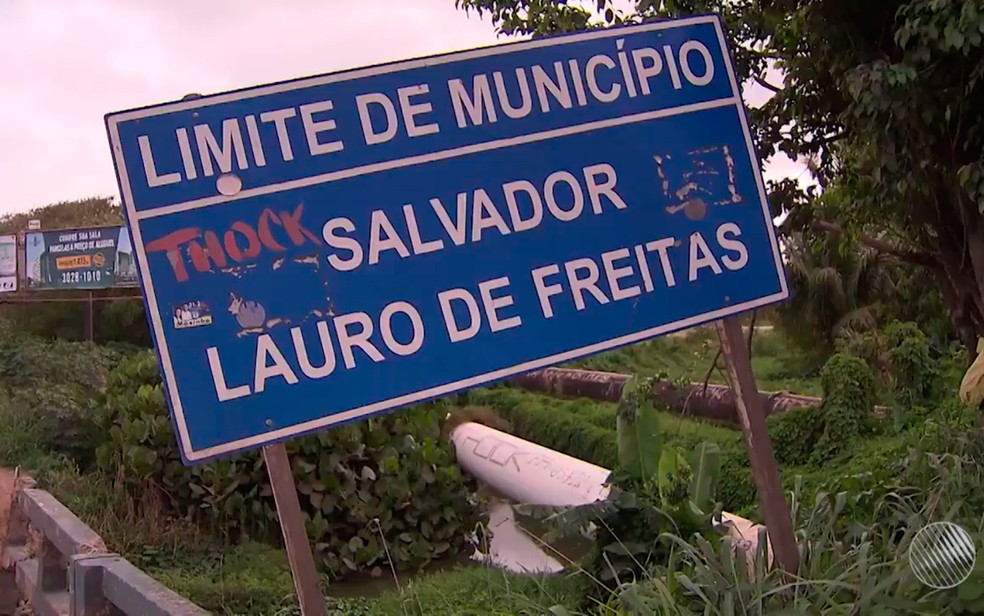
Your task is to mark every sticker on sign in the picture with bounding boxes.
[105,15,788,464]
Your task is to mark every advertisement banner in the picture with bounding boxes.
[25,226,138,290]
[0,235,16,293]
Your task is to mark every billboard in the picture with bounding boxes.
[25,226,138,290]
[0,235,16,293]
[106,15,788,463]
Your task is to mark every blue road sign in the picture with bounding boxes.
[105,14,788,464]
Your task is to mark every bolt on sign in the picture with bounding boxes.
[105,15,789,465]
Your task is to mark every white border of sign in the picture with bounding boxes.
[106,15,789,462]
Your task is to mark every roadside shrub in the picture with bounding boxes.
[464,387,620,467]
[757,353,876,473]
[0,321,127,391]
[10,384,104,469]
[97,350,485,579]
[0,322,133,467]
[883,320,941,408]
[812,353,876,463]
[767,405,824,466]
[837,320,945,415]
[835,329,891,382]
[716,451,756,514]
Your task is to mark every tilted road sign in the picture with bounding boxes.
[106,14,788,463]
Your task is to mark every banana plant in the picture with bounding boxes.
[616,374,723,522]
[617,375,663,484]
[587,375,726,592]
[515,374,726,601]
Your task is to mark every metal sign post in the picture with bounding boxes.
[715,317,798,572]
[262,443,327,615]
[85,291,95,341]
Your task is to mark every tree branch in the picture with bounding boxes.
[746,46,783,61]
[746,311,758,360]
[809,132,846,148]
[807,219,939,269]
[753,75,782,94]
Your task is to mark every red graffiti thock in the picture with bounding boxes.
[146,204,321,282]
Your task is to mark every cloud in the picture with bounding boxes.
[0,0,503,212]
[0,0,806,213]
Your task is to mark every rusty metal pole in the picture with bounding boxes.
[715,317,799,573]
[262,443,327,616]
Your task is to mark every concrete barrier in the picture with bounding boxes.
[0,474,207,616]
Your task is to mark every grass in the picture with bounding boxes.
[0,321,951,613]
[570,324,823,396]
[369,567,585,616]
[0,324,818,614]
[0,382,586,615]
[1,422,582,614]
[153,550,584,615]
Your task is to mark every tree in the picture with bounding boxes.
[778,187,952,354]
[778,230,892,355]
[0,196,123,233]
[454,0,984,356]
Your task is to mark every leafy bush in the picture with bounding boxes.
[766,353,879,469]
[97,350,486,579]
[883,320,942,409]
[11,384,104,468]
[837,320,948,417]
[812,353,876,463]
[772,396,984,543]
[0,322,133,467]
[835,328,891,382]
[464,387,620,467]
[767,405,824,466]
[0,321,128,391]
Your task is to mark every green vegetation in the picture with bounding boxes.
[456,0,982,354]
[571,375,724,605]
[0,323,499,614]
[0,200,984,616]
[5,0,984,608]
[467,326,984,612]
[4,297,982,614]
[149,546,584,615]
[465,323,970,520]
[570,326,823,396]
[96,350,482,579]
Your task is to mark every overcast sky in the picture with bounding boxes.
[0,0,806,214]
